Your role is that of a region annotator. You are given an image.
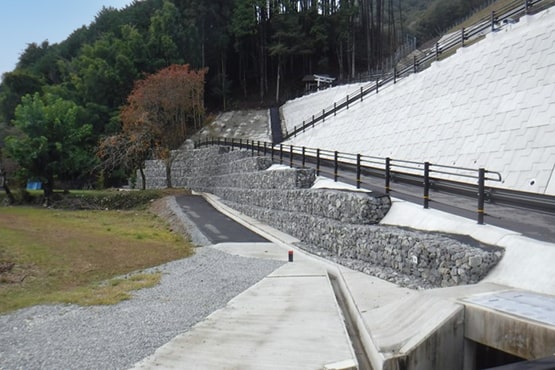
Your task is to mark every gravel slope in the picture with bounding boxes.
[0,247,284,370]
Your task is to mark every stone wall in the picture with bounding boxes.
[141,145,502,288]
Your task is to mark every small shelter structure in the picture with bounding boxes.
[302,74,335,93]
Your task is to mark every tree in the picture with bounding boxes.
[115,64,207,188]
[0,70,43,123]
[147,0,185,70]
[97,121,154,190]
[231,0,259,97]
[0,122,17,204]
[269,11,304,103]
[5,93,94,203]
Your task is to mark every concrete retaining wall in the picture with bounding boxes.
[283,9,555,195]
[141,145,502,287]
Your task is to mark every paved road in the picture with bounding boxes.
[279,149,555,244]
[175,194,268,243]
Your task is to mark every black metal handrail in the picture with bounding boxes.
[282,0,546,141]
[194,137,511,225]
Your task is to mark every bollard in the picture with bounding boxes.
[288,250,294,262]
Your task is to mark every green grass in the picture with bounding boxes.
[51,273,162,306]
[0,206,194,313]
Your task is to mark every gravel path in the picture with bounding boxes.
[0,247,284,370]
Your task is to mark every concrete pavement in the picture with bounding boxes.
[131,193,555,370]
[133,242,357,370]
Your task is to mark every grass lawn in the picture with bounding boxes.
[0,206,194,314]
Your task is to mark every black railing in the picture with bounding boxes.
[195,138,508,225]
[283,0,546,141]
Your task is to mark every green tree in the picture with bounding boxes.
[269,11,304,103]
[147,0,185,70]
[0,121,18,203]
[231,0,255,97]
[5,93,94,202]
[0,71,43,123]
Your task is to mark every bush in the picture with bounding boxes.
[0,188,190,210]
[50,189,175,210]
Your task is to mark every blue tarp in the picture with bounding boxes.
[26,181,42,190]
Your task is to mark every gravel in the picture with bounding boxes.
[0,247,285,370]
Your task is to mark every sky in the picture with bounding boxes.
[0,0,135,78]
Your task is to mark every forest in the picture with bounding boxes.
[0,0,492,193]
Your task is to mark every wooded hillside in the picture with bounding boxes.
[0,0,494,190]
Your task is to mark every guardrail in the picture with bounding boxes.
[283,0,546,141]
[194,137,511,225]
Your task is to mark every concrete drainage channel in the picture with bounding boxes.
[328,272,373,370]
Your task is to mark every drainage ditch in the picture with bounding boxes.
[328,272,373,370]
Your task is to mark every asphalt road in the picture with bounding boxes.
[272,147,555,244]
[175,194,268,244]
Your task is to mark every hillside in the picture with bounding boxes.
[0,0,505,191]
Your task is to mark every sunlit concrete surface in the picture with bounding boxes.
[464,290,555,326]
[282,9,555,195]
[131,243,357,370]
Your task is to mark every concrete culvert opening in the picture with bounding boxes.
[467,339,525,369]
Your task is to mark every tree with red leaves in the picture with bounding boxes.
[98,64,207,188]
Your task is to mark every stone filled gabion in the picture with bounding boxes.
[223,201,502,287]
[140,145,503,288]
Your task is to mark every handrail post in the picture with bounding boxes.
[478,168,486,225]
[393,67,397,84]
[346,95,349,109]
[334,103,337,116]
[322,109,325,122]
[435,42,439,61]
[361,86,364,101]
[491,10,496,32]
[316,149,321,176]
[461,27,465,47]
[525,0,529,15]
[223,138,227,147]
[271,143,275,162]
[356,154,362,189]
[264,142,267,156]
[385,157,391,193]
[424,162,430,209]
[289,145,294,168]
[251,140,255,156]
[230,138,234,151]
[239,138,243,150]
[312,115,315,128]
[376,78,379,93]
[294,126,297,137]
[413,55,417,74]
[302,146,306,167]
[279,144,283,165]
[334,151,339,182]
[257,141,260,155]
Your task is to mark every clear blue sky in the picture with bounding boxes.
[0,0,135,78]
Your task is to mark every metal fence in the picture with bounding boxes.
[195,137,507,225]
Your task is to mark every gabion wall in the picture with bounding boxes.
[140,146,502,287]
